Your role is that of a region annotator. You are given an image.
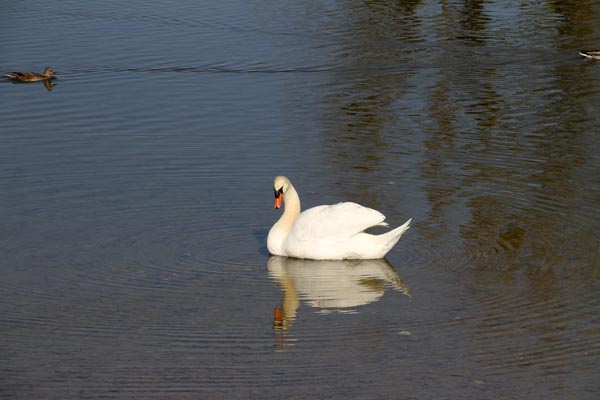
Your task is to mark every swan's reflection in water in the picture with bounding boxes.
[268,256,410,331]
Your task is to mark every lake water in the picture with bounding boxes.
[1,1,599,399]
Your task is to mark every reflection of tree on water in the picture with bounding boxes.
[419,0,600,391]
[285,0,598,392]
[268,256,410,330]
[317,1,423,206]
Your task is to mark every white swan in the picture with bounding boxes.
[267,176,411,260]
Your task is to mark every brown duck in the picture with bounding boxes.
[7,67,57,82]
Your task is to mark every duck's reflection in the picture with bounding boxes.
[43,79,56,91]
[8,78,57,91]
[268,256,410,330]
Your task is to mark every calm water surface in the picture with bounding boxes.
[1,1,599,399]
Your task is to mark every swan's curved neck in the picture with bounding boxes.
[278,183,301,230]
[267,179,302,256]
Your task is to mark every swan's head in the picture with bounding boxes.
[273,176,290,209]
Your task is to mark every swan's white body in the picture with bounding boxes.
[267,176,411,260]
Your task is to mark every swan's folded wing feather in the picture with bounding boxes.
[290,202,386,242]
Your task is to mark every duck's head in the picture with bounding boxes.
[43,68,57,77]
[273,176,289,209]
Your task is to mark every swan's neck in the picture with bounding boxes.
[278,184,301,232]
[268,183,301,256]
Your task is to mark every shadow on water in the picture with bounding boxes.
[254,231,270,257]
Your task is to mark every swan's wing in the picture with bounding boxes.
[290,202,386,242]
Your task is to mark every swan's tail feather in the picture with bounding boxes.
[390,218,412,237]
[380,218,412,254]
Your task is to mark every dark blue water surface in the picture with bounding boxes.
[1,1,599,399]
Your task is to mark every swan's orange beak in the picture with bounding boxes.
[274,187,283,209]
[274,193,283,209]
